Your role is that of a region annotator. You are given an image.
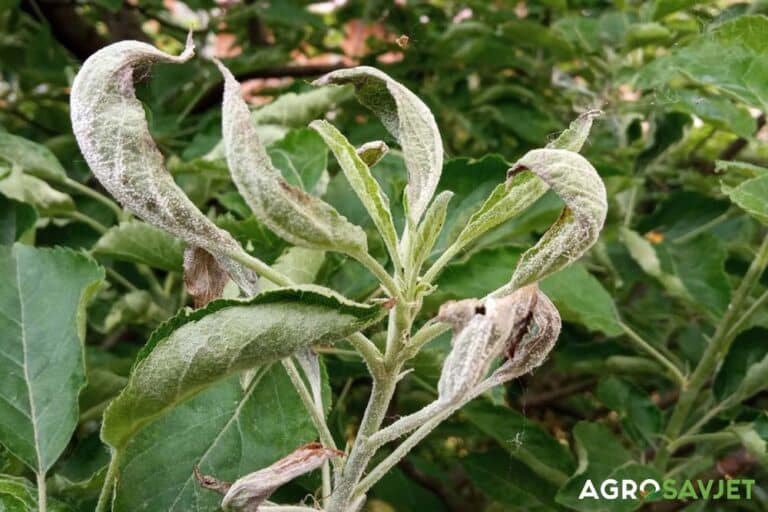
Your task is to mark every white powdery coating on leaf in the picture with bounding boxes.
[314,66,443,223]
[70,39,245,261]
[217,61,368,256]
[498,148,607,294]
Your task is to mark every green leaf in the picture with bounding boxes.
[101,286,382,449]
[0,168,74,216]
[217,61,368,257]
[667,90,755,138]
[0,473,71,511]
[461,452,559,509]
[250,84,352,128]
[268,128,328,193]
[93,221,185,272]
[715,328,768,406]
[260,246,325,290]
[0,132,67,182]
[638,16,768,111]
[723,173,768,225]
[540,264,622,336]
[411,191,452,272]
[497,149,607,293]
[0,194,37,245]
[595,377,662,448]
[113,367,316,512]
[311,120,400,261]
[0,244,104,478]
[464,400,575,484]
[315,66,444,223]
[70,39,250,264]
[555,422,662,511]
[549,109,602,152]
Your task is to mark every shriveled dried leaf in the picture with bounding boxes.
[218,442,342,511]
[184,247,230,308]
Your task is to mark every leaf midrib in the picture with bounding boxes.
[16,253,44,476]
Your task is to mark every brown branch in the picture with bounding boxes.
[397,457,470,512]
[689,113,766,174]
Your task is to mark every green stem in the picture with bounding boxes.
[673,209,736,245]
[95,454,120,512]
[36,472,46,512]
[105,268,139,292]
[399,321,450,363]
[282,359,340,471]
[619,322,686,386]
[421,244,460,285]
[61,210,108,234]
[666,431,739,454]
[355,252,400,300]
[657,234,768,471]
[61,177,124,220]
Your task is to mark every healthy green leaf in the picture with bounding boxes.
[714,328,768,401]
[93,221,185,272]
[540,263,623,336]
[595,376,662,448]
[261,246,325,290]
[113,367,316,512]
[268,128,328,193]
[556,422,662,511]
[0,474,71,511]
[0,194,37,245]
[217,61,368,257]
[638,15,768,111]
[0,244,104,478]
[411,190,452,272]
[310,119,399,261]
[70,38,251,266]
[101,286,382,449]
[0,168,74,216]
[496,149,607,294]
[314,66,444,223]
[464,401,575,482]
[723,174,768,225]
[0,132,67,182]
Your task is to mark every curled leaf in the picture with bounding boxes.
[217,61,368,257]
[357,140,389,167]
[184,246,230,308]
[495,149,607,294]
[70,38,246,264]
[315,66,443,223]
[436,285,560,402]
[101,286,383,450]
[548,109,603,152]
[211,442,341,511]
[449,111,602,258]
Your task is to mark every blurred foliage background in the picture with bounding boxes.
[3,0,768,510]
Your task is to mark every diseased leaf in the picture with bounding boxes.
[356,140,389,167]
[93,221,185,272]
[184,247,230,308]
[496,149,607,294]
[0,132,67,182]
[201,442,340,511]
[0,244,104,479]
[70,39,254,273]
[411,191,452,272]
[314,66,444,223]
[113,367,316,512]
[448,111,599,260]
[311,119,399,261]
[217,61,368,257]
[101,286,382,449]
[0,194,37,245]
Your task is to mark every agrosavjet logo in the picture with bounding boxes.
[579,478,757,501]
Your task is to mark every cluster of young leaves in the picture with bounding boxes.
[1,0,768,511]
